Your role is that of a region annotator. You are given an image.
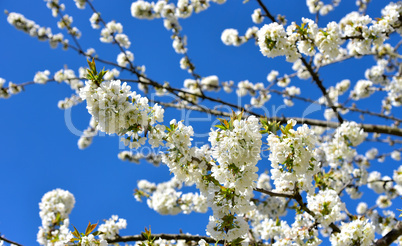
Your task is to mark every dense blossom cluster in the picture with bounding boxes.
[329,219,375,246]
[37,189,75,245]
[205,115,262,241]
[4,0,402,245]
[79,80,163,140]
[136,177,208,215]
[254,1,402,63]
[306,189,344,226]
[98,215,127,240]
[321,121,367,168]
[267,120,319,194]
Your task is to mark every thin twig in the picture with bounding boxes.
[107,233,221,244]
[0,235,23,246]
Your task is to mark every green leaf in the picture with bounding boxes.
[72,225,81,239]
[215,125,227,130]
[92,231,104,236]
[85,221,98,236]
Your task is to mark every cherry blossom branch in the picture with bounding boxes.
[299,57,344,124]
[269,89,402,123]
[253,187,293,198]
[254,187,341,233]
[253,0,344,124]
[146,100,402,136]
[84,0,137,72]
[292,189,341,233]
[107,233,222,244]
[8,10,402,138]
[374,221,402,246]
[56,11,83,53]
[255,0,276,22]
[7,76,402,138]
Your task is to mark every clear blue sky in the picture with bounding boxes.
[0,0,400,245]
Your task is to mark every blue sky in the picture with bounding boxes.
[0,0,400,245]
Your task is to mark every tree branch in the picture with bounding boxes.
[254,187,293,198]
[0,235,23,246]
[255,187,341,233]
[375,221,402,246]
[107,233,221,244]
[292,190,341,233]
[299,57,344,124]
[255,0,276,22]
[148,101,402,137]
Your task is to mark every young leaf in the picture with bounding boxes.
[72,225,81,239]
[85,221,98,236]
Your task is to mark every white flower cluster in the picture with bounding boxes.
[257,22,299,62]
[319,79,350,120]
[339,9,397,56]
[267,120,319,194]
[391,150,401,161]
[103,68,120,81]
[235,80,271,108]
[54,69,84,92]
[321,121,367,168]
[367,171,393,194]
[221,28,245,46]
[206,116,262,241]
[73,0,86,9]
[162,120,199,183]
[79,80,164,144]
[77,117,98,150]
[90,13,101,29]
[37,189,75,246]
[257,3,402,64]
[365,59,389,85]
[335,121,367,146]
[118,151,162,166]
[80,235,107,246]
[7,12,66,49]
[131,0,226,28]
[180,79,202,104]
[0,78,23,99]
[200,75,219,91]
[221,26,261,47]
[100,21,131,49]
[98,215,127,240]
[44,0,65,17]
[58,94,82,110]
[356,202,368,214]
[306,0,340,16]
[350,80,374,100]
[307,189,345,226]
[209,116,261,193]
[172,35,187,54]
[251,8,264,24]
[117,51,135,67]
[44,0,81,38]
[365,148,378,160]
[253,213,321,245]
[206,215,249,242]
[34,70,51,84]
[329,218,375,246]
[136,177,208,215]
[386,76,402,108]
